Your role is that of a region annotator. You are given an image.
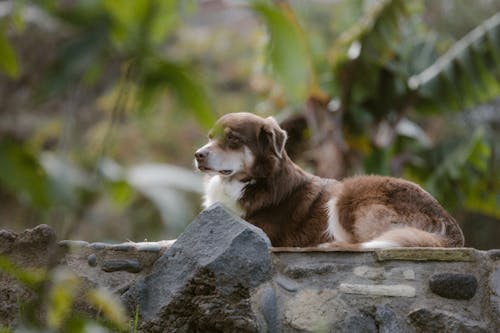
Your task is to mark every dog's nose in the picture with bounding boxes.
[195,149,208,160]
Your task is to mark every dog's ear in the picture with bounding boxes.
[260,117,288,158]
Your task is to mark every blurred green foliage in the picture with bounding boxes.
[252,1,312,102]
[0,0,498,249]
[0,256,130,332]
[0,0,498,237]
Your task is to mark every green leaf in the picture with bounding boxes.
[0,256,47,287]
[0,326,11,333]
[0,140,51,209]
[0,28,20,78]
[139,59,215,128]
[252,1,311,102]
[104,0,149,45]
[106,180,134,208]
[420,131,495,214]
[87,287,128,331]
[149,0,178,44]
[331,0,410,65]
[40,24,108,98]
[104,0,178,50]
[410,12,500,112]
[47,268,80,330]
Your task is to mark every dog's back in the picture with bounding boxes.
[333,175,464,249]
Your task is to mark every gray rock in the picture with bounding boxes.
[58,240,89,249]
[109,244,136,252]
[374,304,410,333]
[332,310,377,333]
[429,273,478,300]
[136,244,162,252]
[275,274,299,292]
[88,242,111,250]
[491,268,500,296]
[283,288,347,332]
[488,249,500,261]
[101,259,142,273]
[0,229,17,254]
[123,203,273,333]
[252,283,280,333]
[491,269,500,321]
[0,224,61,327]
[87,254,97,267]
[1,224,61,267]
[408,308,487,333]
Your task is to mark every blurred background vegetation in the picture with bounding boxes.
[0,0,499,249]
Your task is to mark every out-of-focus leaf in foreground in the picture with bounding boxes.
[87,287,128,331]
[410,12,500,113]
[139,59,215,128]
[0,140,51,209]
[252,1,311,103]
[0,26,20,78]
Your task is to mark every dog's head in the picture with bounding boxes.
[195,112,288,180]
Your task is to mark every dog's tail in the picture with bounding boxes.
[321,226,460,250]
[359,227,447,249]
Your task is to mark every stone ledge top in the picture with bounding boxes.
[58,239,176,253]
[58,239,490,263]
[375,247,476,262]
[272,247,478,262]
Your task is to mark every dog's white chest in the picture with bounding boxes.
[203,176,245,216]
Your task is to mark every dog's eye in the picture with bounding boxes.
[226,134,242,148]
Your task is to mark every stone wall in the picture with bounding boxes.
[1,204,500,332]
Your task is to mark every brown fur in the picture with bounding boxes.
[335,176,464,247]
[196,113,465,248]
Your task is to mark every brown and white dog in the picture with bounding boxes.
[194,112,465,249]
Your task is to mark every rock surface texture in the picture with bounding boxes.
[1,204,500,332]
[122,204,274,332]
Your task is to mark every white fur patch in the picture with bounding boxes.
[203,175,245,216]
[360,240,399,249]
[325,198,351,242]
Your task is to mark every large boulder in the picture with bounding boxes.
[122,203,274,333]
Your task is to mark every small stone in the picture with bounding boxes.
[408,308,488,333]
[110,244,136,252]
[89,242,110,250]
[403,269,415,280]
[337,311,377,333]
[490,268,500,318]
[429,273,477,300]
[252,284,280,332]
[491,268,500,296]
[282,263,337,279]
[375,304,409,333]
[58,240,89,249]
[136,244,162,252]
[283,288,347,331]
[339,283,416,297]
[275,274,299,292]
[101,259,142,273]
[353,266,385,279]
[87,254,97,267]
[488,250,500,261]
